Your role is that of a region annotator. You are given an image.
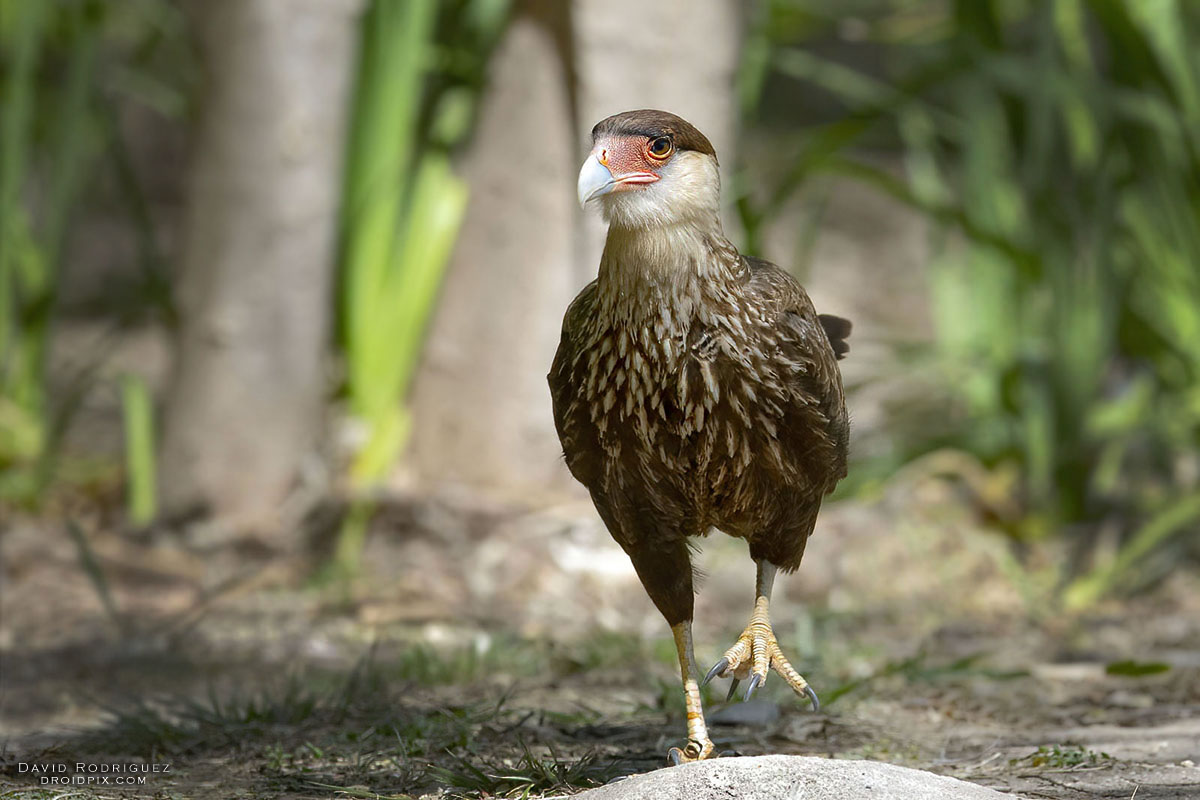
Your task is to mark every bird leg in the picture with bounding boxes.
[667,620,716,764]
[702,560,820,710]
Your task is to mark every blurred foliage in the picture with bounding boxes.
[741,0,1200,601]
[0,0,504,532]
[332,0,509,576]
[1,0,99,503]
[0,0,191,510]
[6,0,1197,610]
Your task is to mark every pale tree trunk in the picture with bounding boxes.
[158,0,363,530]
[409,0,743,500]
[408,0,578,500]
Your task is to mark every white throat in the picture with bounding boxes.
[599,151,722,231]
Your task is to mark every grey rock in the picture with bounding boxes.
[570,755,1012,800]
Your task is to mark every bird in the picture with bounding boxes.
[548,110,851,763]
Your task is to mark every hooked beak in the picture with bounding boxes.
[577,152,659,208]
[577,154,614,207]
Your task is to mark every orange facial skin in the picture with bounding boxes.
[593,133,675,192]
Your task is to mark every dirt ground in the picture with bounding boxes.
[2,477,1199,799]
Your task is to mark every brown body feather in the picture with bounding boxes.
[549,227,849,625]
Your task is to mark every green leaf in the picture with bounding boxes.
[1105,660,1171,677]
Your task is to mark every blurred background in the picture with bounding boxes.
[3,0,1200,797]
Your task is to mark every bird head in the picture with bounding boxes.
[578,110,720,229]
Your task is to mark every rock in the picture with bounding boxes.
[570,755,1010,800]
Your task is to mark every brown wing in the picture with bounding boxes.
[744,256,850,488]
[548,280,603,488]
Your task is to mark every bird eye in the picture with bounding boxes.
[647,136,673,159]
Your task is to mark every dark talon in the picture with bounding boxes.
[804,685,820,712]
[702,659,728,688]
[668,747,684,766]
[725,678,740,702]
[744,673,763,701]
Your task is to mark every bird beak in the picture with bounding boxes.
[577,153,616,207]
[577,150,660,208]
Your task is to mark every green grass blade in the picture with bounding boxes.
[0,0,48,397]
[120,373,157,526]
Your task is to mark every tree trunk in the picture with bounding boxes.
[158,0,363,530]
[408,0,578,500]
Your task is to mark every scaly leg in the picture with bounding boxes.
[667,620,716,764]
[702,560,820,710]
[622,535,717,763]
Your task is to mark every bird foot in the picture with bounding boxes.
[667,738,716,765]
[702,609,819,710]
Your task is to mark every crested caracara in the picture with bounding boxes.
[549,110,850,762]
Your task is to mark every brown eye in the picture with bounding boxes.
[648,136,673,159]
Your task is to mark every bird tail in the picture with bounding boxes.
[819,314,851,360]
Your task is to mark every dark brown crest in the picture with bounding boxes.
[591,109,718,161]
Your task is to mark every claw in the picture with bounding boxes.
[804,685,820,712]
[702,658,728,688]
[714,597,818,716]
[668,740,713,765]
[744,672,763,701]
[725,678,740,702]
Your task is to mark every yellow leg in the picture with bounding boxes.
[667,620,716,764]
[703,561,819,709]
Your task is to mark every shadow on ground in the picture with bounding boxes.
[2,489,1200,798]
